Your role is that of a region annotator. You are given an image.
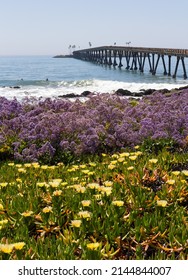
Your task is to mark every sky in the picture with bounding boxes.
[0,0,188,56]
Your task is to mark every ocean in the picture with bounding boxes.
[0,55,188,101]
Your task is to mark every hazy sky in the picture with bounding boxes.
[0,0,188,55]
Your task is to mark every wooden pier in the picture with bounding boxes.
[73,46,188,79]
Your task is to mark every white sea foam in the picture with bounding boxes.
[0,79,187,101]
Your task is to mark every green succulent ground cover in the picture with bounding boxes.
[0,144,187,260]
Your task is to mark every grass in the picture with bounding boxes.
[0,146,188,260]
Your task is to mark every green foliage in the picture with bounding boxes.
[0,147,188,260]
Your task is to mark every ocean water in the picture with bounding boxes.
[0,55,188,101]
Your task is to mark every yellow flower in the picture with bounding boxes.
[78,211,91,219]
[104,181,113,187]
[87,183,100,189]
[118,157,125,162]
[0,182,8,188]
[21,211,34,217]
[100,186,112,196]
[0,219,8,225]
[81,200,91,207]
[111,154,119,159]
[129,155,137,161]
[149,159,158,164]
[80,164,87,169]
[157,200,167,207]
[81,169,90,174]
[13,242,25,250]
[112,200,124,206]
[166,179,175,185]
[108,164,116,170]
[171,171,180,176]
[75,185,86,193]
[111,160,117,165]
[42,206,53,213]
[93,194,102,200]
[15,164,22,168]
[8,162,14,166]
[182,170,188,176]
[127,166,134,171]
[71,220,82,228]
[0,244,14,254]
[0,203,4,211]
[41,165,48,170]
[120,152,130,157]
[36,182,49,188]
[87,242,100,250]
[18,168,26,173]
[24,163,32,168]
[49,179,62,188]
[53,190,62,196]
[89,162,96,167]
[134,145,140,149]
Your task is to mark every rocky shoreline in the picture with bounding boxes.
[58,85,188,99]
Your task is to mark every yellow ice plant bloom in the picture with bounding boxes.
[149,159,158,164]
[134,145,140,149]
[87,242,100,250]
[104,181,113,187]
[42,206,53,213]
[0,203,4,210]
[135,151,142,156]
[41,165,48,170]
[88,171,94,176]
[108,164,116,170]
[111,160,117,165]
[157,200,167,207]
[0,219,8,225]
[8,162,14,166]
[49,179,62,188]
[182,170,188,176]
[15,164,22,168]
[93,194,102,200]
[53,190,62,196]
[0,182,8,188]
[129,155,137,161]
[89,162,96,167]
[0,244,14,254]
[71,220,82,228]
[127,166,134,171]
[21,211,34,217]
[24,163,32,168]
[78,211,91,219]
[87,182,100,189]
[36,182,49,188]
[112,154,119,159]
[81,200,91,207]
[112,200,124,207]
[102,153,107,157]
[18,168,26,173]
[13,242,25,250]
[100,186,112,196]
[81,169,90,174]
[171,171,180,176]
[118,157,125,162]
[74,185,86,193]
[80,164,87,169]
[120,152,130,157]
[166,179,175,185]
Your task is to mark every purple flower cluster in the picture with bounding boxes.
[0,90,188,163]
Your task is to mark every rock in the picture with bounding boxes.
[58,93,80,98]
[81,90,92,97]
[115,88,132,96]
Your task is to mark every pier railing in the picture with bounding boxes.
[73,46,188,79]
